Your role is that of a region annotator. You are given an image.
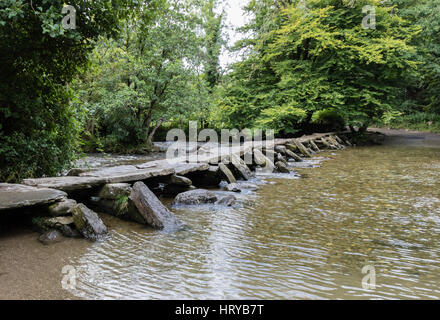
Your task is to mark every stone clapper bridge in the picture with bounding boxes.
[0,133,351,242]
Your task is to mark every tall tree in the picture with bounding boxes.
[0,0,161,181]
[216,0,419,135]
[202,0,226,90]
[390,0,440,113]
[73,0,210,152]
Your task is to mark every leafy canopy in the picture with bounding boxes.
[215,0,419,135]
[0,0,161,181]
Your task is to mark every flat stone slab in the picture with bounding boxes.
[174,163,210,175]
[23,176,106,192]
[136,161,209,175]
[79,165,140,177]
[80,165,176,184]
[22,166,177,192]
[0,184,67,211]
[20,132,344,193]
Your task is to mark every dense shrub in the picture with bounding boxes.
[0,0,161,181]
[311,109,346,132]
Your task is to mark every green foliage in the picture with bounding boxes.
[375,111,440,133]
[73,0,211,153]
[256,104,307,135]
[202,0,225,91]
[311,108,346,131]
[115,195,130,216]
[390,0,440,113]
[0,0,161,181]
[1,0,438,183]
[215,0,419,134]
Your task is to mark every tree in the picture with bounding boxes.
[73,0,210,152]
[216,0,419,135]
[390,0,440,113]
[202,0,226,90]
[0,0,161,181]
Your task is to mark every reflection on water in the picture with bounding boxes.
[68,144,440,300]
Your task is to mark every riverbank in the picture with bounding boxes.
[369,128,440,147]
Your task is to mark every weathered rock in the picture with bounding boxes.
[174,163,210,176]
[216,195,237,207]
[186,166,222,187]
[253,149,267,166]
[218,163,237,184]
[168,175,193,187]
[328,135,345,149]
[274,145,287,154]
[334,135,346,146]
[59,225,81,238]
[319,137,333,149]
[253,149,276,173]
[131,182,183,230]
[310,140,321,152]
[93,197,147,225]
[0,184,67,211]
[48,198,77,216]
[228,154,254,180]
[307,145,317,155]
[276,153,288,165]
[173,189,218,205]
[72,204,108,240]
[22,176,107,192]
[23,162,177,192]
[324,136,341,149]
[98,183,132,200]
[243,151,256,168]
[285,150,303,162]
[264,150,276,161]
[81,165,176,182]
[153,141,200,154]
[226,183,241,193]
[38,230,64,245]
[275,161,290,173]
[34,216,80,238]
[237,182,259,191]
[292,139,312,158]
[286,144,298,152]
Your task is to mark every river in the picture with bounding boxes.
[1,129,440,299]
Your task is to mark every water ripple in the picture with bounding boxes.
[68,145,440,299]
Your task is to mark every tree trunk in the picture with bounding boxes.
[146,118,165,147]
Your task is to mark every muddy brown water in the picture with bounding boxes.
[1,131,440,300]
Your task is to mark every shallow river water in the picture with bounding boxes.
[1,130,440,299]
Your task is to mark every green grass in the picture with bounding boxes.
[374,112,440,133]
